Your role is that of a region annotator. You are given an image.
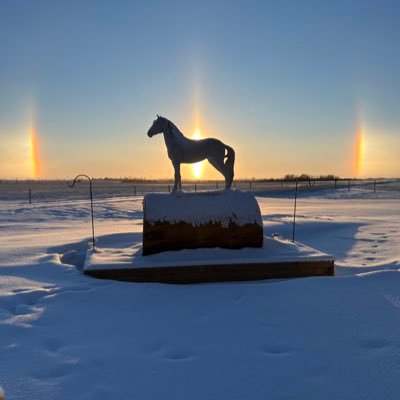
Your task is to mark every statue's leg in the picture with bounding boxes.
[172,162,181,192]
[208,157,228,189]
[227,169,233,188]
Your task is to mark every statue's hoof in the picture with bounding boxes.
[171,189,183,195]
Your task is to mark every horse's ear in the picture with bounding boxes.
[156,114,160,119]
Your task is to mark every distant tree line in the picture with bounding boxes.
[81,175,343,183]
[282,174,339,181]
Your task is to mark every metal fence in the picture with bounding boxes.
[0,178,399,205]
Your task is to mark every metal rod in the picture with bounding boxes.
[68,174,96,250]
[292,178,298,242]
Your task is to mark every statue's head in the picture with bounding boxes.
[147,114,164,137]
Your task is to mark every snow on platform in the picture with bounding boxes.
[84,236,334,283]
[144,190,262,227]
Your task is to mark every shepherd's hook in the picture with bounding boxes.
[68,174,96,250]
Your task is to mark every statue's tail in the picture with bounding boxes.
[224,144,235,188]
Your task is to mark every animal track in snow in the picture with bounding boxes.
[359,337,391,353]
[260,345,294,356]
[43,336,64,353]
[144,341,194,361]
[164,351,194,361]
[1,289,53,317]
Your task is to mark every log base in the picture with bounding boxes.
[142,190,264,255]
[143,220,263,255]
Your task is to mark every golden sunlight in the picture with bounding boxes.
[29,125,41,178]
[192,129,203,179]
[354,123,365,177]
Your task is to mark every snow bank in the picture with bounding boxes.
[1,189,400,399]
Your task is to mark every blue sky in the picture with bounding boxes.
[1,0,399,179]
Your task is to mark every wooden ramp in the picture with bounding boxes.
[84,236,334,284]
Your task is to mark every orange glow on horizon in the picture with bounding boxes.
[354,124,365,177]
[192,129,203,179]
[29,125,41,178]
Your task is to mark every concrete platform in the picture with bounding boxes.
[84,236,334,284]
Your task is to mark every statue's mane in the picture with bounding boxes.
[161,117,186,144]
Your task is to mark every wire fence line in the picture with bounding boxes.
[2,178,399,244]
[0,178,399,207]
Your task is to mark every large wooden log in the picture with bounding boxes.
[142,190,263,255]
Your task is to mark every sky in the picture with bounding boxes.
[0,0,399,180]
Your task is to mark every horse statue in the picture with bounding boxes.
[147,115,235,192]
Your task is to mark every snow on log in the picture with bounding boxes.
[142,190,263,255]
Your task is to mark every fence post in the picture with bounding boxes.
[29,188,32,204]
[216,181,219,189]
[134,185,137,196]
[249,181,252,190]
[195,182,197,192]
[281,180,283,189]
[374,179,376,193]
[334,179,337,190]
[292,179,299,242]
[168,184,171,193]
[348,179,350,191]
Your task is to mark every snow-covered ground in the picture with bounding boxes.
[0,186,399,399]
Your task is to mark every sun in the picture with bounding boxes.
[192,129,203,179]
